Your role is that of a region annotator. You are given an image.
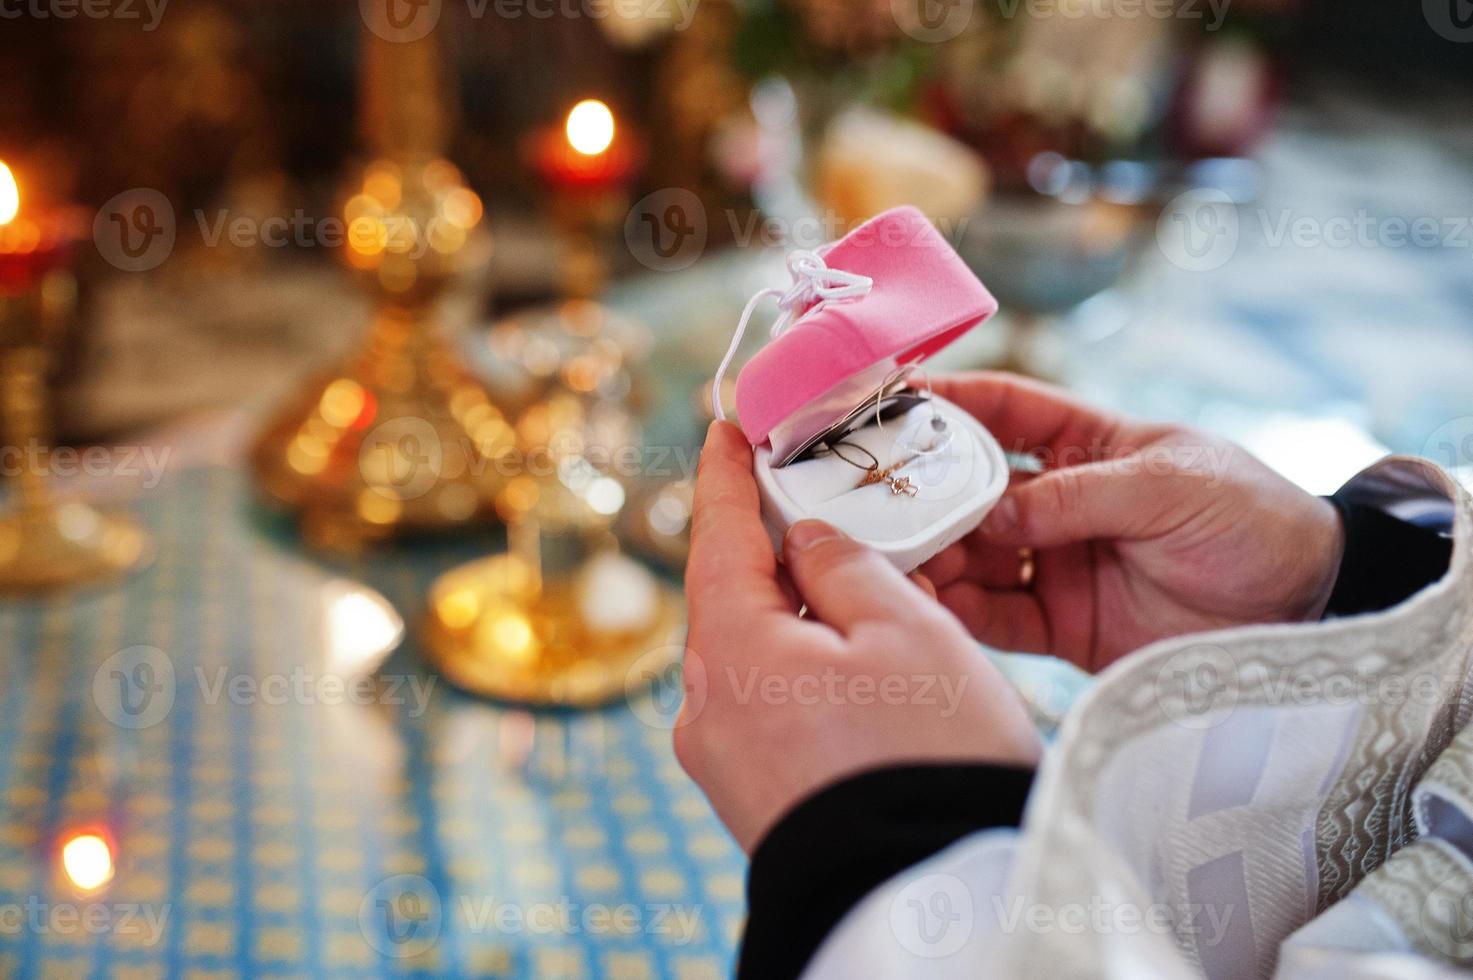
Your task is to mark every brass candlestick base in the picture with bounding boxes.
[0,273,153,594]
[0,502,150,595]
[424,550,682,706]
[250,309,514,552]
[249,159,512,552]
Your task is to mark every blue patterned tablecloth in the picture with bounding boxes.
[0,466,745,979]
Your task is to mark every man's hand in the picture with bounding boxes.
[676,421,1042,853]
[921,372,1346,673]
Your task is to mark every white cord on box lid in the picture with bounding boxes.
[710,249,873,421]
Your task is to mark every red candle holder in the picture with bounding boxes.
[0,163,84,296]
[524,99,645,195]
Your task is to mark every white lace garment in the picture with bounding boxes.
[804,456,1473,980]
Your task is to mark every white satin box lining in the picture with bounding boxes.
[753,395,1009,573]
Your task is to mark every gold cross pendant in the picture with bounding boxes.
[853,451,923,493]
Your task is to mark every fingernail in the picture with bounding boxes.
[981,497,1019,535]
[785,520,843,552]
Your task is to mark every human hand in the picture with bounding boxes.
[922,372,1346,673]
[676,421,1042,853]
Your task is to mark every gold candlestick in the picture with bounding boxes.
[421,98,679,705]
[249,26,514,551]
[423,380,683,707]
[0,275,151,593]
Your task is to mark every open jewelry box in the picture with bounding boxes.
[717,206,1008,572]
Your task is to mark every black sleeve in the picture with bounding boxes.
[738,763,1034,980]
[1323,493,1453,617]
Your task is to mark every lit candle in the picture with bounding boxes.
[0,161,82,295]
[566,99,616,156]
[60,830,115,892]
[0,163,18,226]
[526,100,643,193]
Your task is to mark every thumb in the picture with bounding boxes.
[978,462,1168,548]
[783,521,935,632]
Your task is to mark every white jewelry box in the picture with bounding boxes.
[752,394,1008,572]
[711,207,1005,573]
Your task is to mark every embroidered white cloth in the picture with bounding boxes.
[804,455,1473,980]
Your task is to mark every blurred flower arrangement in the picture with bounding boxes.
[723,0,1306,193]
[728,0,956,123]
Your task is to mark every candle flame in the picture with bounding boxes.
[565,100,615,157]
[0,163,18,226]
[61,833,114,891]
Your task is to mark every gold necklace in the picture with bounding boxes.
[818,442,921,497]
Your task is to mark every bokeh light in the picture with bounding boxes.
[0,162,18,226]
[61,832,114,891]
[565,100,615,156]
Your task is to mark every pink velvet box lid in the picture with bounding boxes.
[734,206,998,447]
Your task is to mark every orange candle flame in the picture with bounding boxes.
[61,832,115,891]
[565,100,615,157]
[0,163,19,226]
